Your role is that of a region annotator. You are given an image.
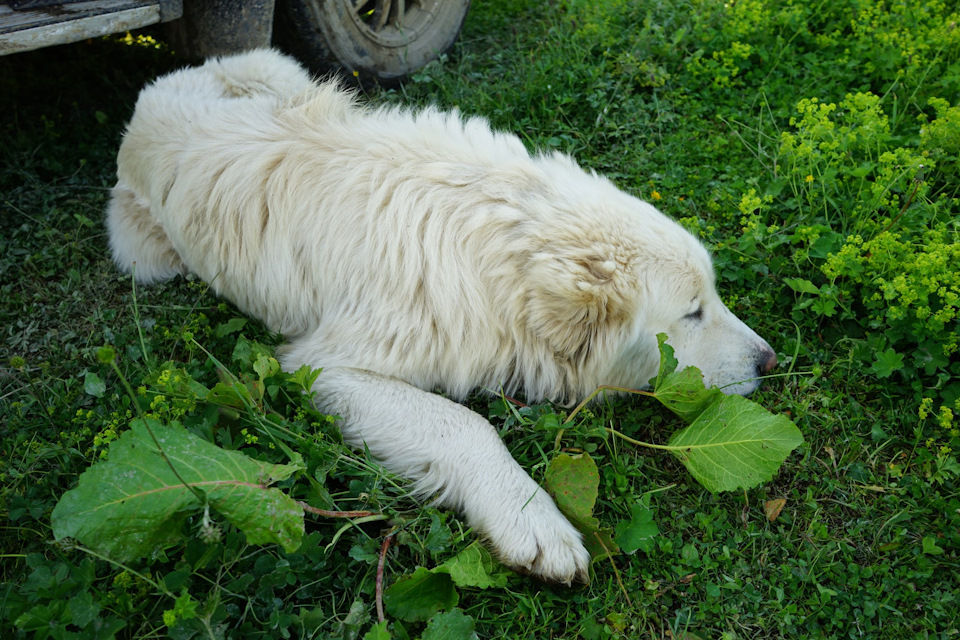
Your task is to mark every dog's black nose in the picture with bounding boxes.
[758,345,778,376]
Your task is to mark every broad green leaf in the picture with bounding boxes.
[253,353,281,381]
[847,161,876,178]
[83,372,105,398]
[921,536,944,555]
[870,347,904,379]
[424,512,454,554]
[341,598,370,636]
[162,589,199,627]
[299,607,327,635]
[383,567,458,622]
[214,317,247,337]
[652,334,723,421]
[654,366,724,422]
[783,277,821,295]
[289,363,323,393]
[667,395,803,492]
[422,609,478,640]
[207,378,259,408]
[434,542,509,589]
[614,502,659,554]
[545,453,619,560]
[67,591,100,628]
[52,419,304,561]
[809,231,843,259]
[545,453,599,520]
[652,333,680,387]
[231,337,273,367]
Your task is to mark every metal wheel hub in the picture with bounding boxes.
[345,0,438,47]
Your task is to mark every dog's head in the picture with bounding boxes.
[521,171,775,399]
[616,227,778,396]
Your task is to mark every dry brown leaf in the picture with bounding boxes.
[764,498,787,522]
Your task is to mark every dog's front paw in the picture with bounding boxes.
[476,488,591,585]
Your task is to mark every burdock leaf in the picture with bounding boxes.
[52,419,304,561]
[545,453,619,560]
[667,395,803,492]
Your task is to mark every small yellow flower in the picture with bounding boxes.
[651,190,662,200]
[805,175,814,183]
[352,70,359,77]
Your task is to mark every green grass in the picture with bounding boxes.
[2,0,959,637]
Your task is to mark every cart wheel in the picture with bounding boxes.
[276,0,471,84]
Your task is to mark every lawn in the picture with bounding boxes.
[1,0,959,638]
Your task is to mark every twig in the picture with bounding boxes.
[594,532,631,607]
[376,532,394,624]
[297,502,378,518]
[881,168,924,234]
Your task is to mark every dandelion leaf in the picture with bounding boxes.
[52,419,304,561]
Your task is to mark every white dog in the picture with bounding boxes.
[107,50,776,585]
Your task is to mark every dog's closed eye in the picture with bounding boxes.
[683,306,704,322]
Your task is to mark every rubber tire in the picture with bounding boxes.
[275,0,471,84]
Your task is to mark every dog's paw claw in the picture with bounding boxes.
[479,491,591,585]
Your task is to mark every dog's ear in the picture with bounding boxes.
[285,82,358,122]
[524,245,637,358]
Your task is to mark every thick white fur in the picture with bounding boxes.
[107,50,776,585]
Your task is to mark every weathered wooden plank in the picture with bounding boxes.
[0,0,163,55]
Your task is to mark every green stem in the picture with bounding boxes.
[130,267,151,367]
[109,358,208,506]
[22,371,58,429]
[605,427,675,451]
[72,544,174,598]
[324,514,391,553]
[565,385,655,424]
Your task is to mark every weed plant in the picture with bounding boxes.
[2,0,959,637]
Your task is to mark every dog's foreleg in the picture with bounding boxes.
[309,367,591,585]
